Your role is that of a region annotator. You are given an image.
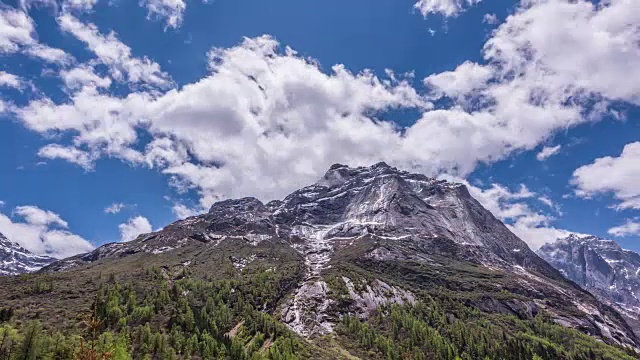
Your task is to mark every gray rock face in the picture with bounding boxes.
[43,163,639,346]
[538,234,640,319]
[0,232,55,275]
[274,162,555,275]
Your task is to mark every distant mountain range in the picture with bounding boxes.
[0,232,55,276]
[539,234,640,331]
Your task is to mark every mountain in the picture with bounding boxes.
[0,232,55,275]
[0,163,638,359]
[538,234,640,328]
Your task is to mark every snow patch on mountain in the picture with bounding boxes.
[0,232,55,275]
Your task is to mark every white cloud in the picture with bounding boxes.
[483,13,498,24]
[538,196,554,209]
[13,205,68,227]
[57,14,171,87]
[0,7,34,53]
[0,71,21,88]
[0,7,72,64]
[37,144,95,170]
[172,203,201,219]
[18,0,56,11]
[118,216,152,242]
[483,0,640,105]
[454,178,573,249]
[608,219,640,237]
[104,203,126,214]
[0,205,93,258]
[60,64,112,91]
[572,142,640,210]
[509,223,575,250]
[417,0,640,176]
[424,61,493,100]
[16,36,429,208]
[13,0,640,214]
[63,0,98,11]
[24,44,72,64]
[464,182,535,220]
[536,145,562,161]
[20,0,97,12]
[19,87,148,165]
[141,0,186,29]
[414,0,481,17]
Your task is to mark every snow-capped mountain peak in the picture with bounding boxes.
[538,234,640,320]
[0,232,55,275]
[273,163,554,276]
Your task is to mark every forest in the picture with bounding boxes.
[0,263,638,360]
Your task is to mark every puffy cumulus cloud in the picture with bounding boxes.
[37,144,96,170]
[13,205,68,227]
[0,71,21,89]
[422,0,640,172]
[572,142,640,210]
[0,205,94,258]
[0,7,72,64]
[16,36,429,207]
[13,0,640,213]
[485,0,640,104]
[464,182,535,220]
[536,145,562,161]
[608,219,640,237]
[119,216,152,242]
[141,0,186,29]
[508,223,575,250]
[414,0,481,17]
[17,86,149,165]
[57,14,172,87]
[424,61,492,100]
[171,203,201,219]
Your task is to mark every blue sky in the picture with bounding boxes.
[0,0,639,257]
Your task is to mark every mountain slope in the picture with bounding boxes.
[0,232,55,275]
[1,163,638,359]
[538,234,640,327]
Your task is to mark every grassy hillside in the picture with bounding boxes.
[0,237,638,359]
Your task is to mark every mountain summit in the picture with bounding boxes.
[0,232,55,275]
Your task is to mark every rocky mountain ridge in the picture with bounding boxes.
[0,232,55,275]
[538,234,640,322]
[41,163,640,349]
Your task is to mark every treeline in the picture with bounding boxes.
[338,301,638,360]
[0,265,307,359]
[1,265,639,359]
